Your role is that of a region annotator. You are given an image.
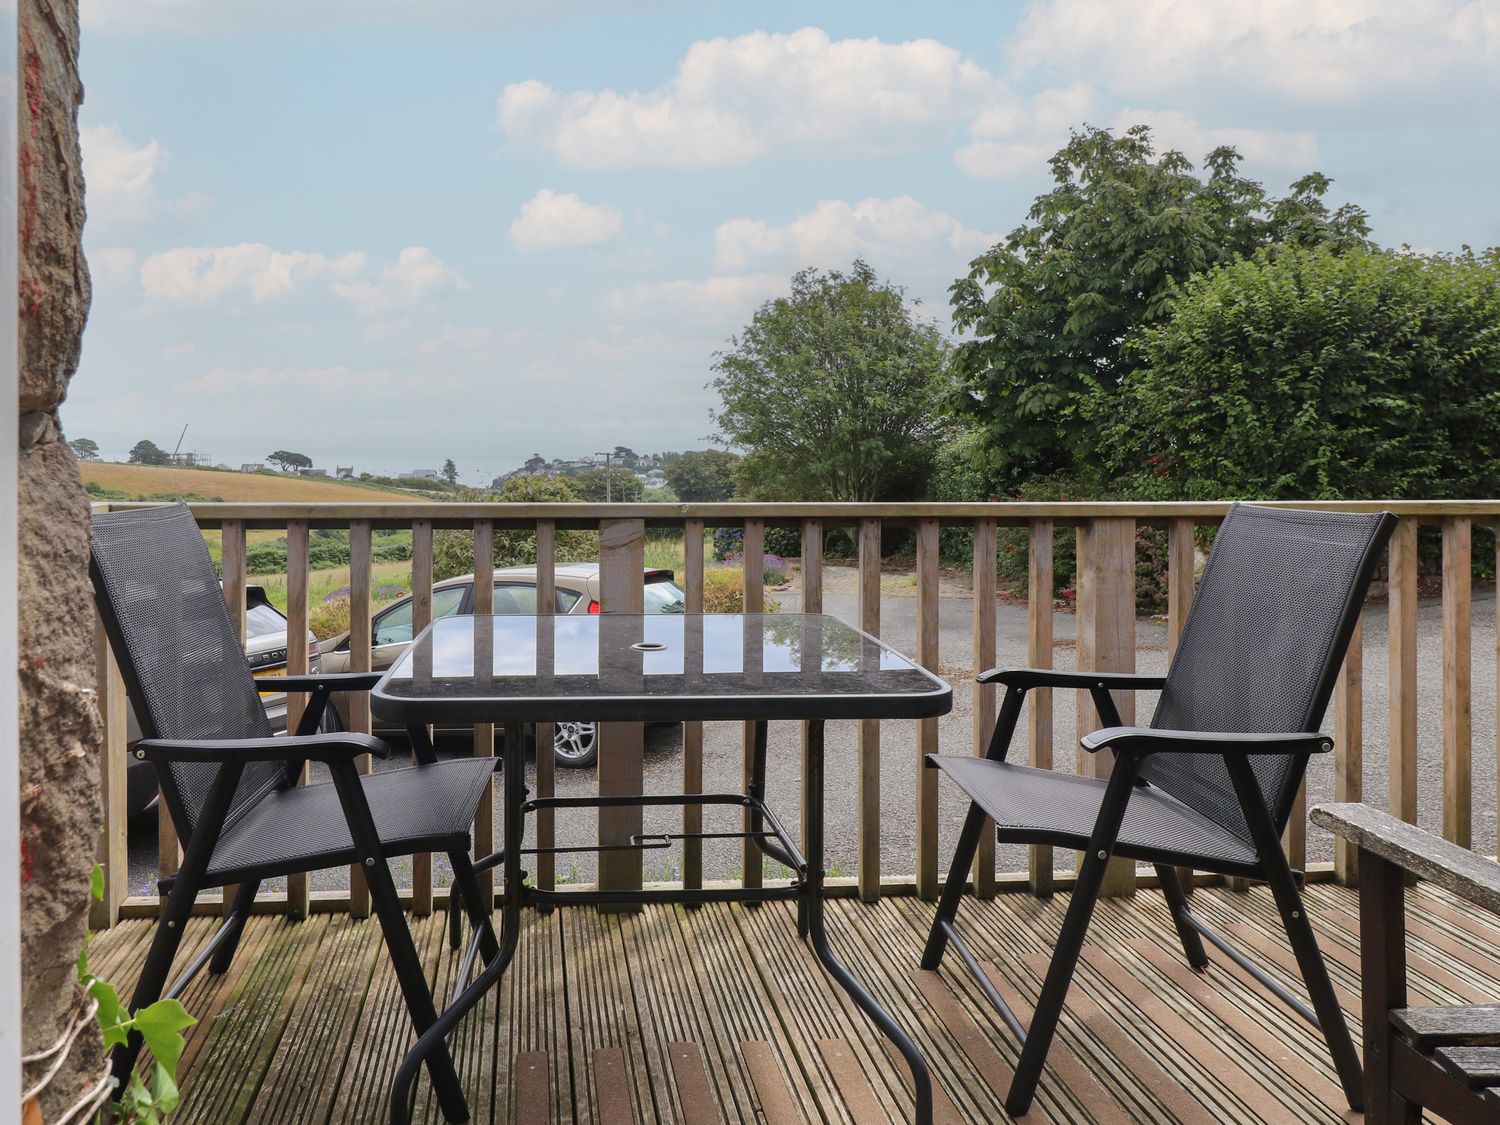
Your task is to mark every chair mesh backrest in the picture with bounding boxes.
[1143,504,1395,844]
[90,504,283,842]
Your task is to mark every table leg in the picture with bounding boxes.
[802,720,934,1125]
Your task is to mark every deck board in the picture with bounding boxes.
[85,881,1499,1123]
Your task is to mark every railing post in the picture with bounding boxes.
[220,519,246,916]
[971,518,997,900]
[857,517,882,902]
[285,519,311,919]
[534,520,556,896]
[1027,520,1054,898]
[1334,618,1364,886]
[409,519,434,915]
[90,609,127,929]
[1075,517,1136,897]
[740,519,764,890]
[1442,516,1472,848]
[348,520,373,918]
[915,518,940,902]
[598,518,645,902]
[470,520,495,909]
[1388,519,1418,825]
[682,520,706,892]
[800,519,823,892]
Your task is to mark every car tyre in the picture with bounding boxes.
[554,721,598,769]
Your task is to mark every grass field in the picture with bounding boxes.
[80,461,421,503]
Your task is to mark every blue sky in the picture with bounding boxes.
[68,1,1500,484]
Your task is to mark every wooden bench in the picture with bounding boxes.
[1313,802,1500,1124]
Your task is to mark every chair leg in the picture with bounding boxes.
[449,851,500,966]
[1007,761,1140,1118]
[1267,852,1364,1111]
[109,873,197,1092]
[1155,864,1209,970]
[448,875,464,950]
[209,879,260,974]
[920,801,990,970]
[1223,757,1363,1113]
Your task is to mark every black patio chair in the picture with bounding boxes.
[922,503,1394,1116]
[91,504,500,1123]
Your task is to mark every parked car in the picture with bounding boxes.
[125,584,321,816]
[319,564,686,768]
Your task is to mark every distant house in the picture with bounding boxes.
[298,468,329,478]
[335,466,354,480]
[402,469,440,481]
[239,463,265,473]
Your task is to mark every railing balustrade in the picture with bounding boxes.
[86,499,1500,925]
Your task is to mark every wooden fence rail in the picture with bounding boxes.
[87,499,1500,925]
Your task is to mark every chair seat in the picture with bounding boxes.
[928,756,1261,875]
[200,757,498,887]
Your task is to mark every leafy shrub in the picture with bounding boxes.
[432,479,597,581]
[762,554,790,585]
[1114,244,1500,501]
[712,525,802,564]
[701,566,782,613]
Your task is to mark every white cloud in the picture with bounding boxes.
[80,123,211,229]
[508,189,625,252]
[714,197,998,279]
[331,246,466,316]
[139,243,367,303]
[499,27,1009,169]
[177,363,460,399]
[603,274,784,332]
[1012,0,1500,102]
[1111,109,1319,169]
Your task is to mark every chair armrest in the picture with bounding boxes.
[976,667,1167,691]
[135,732,392,764]
[256,672,383,692]
[1311,803,1500,914]
[1080,726,1332,756]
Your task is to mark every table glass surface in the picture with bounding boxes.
[371,613,950,723]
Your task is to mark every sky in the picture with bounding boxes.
[66,1,1500,485]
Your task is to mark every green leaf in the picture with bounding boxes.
[149,1061,181,1115]
[86,976,132,1051]
[91,863,105,903]
[131,998,196,1078]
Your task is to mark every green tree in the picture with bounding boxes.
[441,458,458,485]
[1111,245,1500,500]
[664,449,740,501]
[68,436,99,460]
[433,476,596,580]
[949,124,1371,490]
[266,449,312,473]
[523,452,547,473]
[711,261,950,501]
[128,439,171,465]
[574,466,643,503]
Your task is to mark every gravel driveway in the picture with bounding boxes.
[126,567,1493,896]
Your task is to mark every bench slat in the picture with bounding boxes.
[1435,1046,1500,1088]
[1393,1005,1500,1049]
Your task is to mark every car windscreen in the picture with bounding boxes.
[643,579,686,614]
[246,603,287,639]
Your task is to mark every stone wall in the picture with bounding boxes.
[18,0,101,1116]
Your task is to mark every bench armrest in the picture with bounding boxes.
[976,668,1167,691]
[136,732,392,764]
[1311,802,1500,913]
[1081,726,1332,756]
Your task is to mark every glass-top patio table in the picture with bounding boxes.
[372,612,952,1124]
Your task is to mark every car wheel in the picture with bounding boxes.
[319,701,345,733]
[554,721,597,769]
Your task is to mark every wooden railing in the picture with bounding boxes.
[87,500,1500,926]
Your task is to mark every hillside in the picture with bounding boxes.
[81,462,423,503]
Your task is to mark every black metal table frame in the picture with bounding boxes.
[388,715,934,1125]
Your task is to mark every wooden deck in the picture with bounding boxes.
[87,879,1500,1123]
